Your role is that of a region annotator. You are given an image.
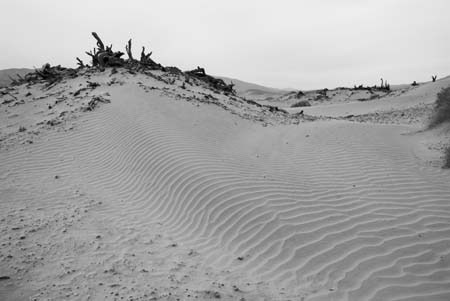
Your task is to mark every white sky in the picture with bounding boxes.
[1,0,449,89]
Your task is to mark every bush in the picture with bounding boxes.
[429,86,450,128]
[291,100,311,108]
[444,145,450,168]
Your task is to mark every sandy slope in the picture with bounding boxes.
[1,70,450,300]
[288,77,450,122]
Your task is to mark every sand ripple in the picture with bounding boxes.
[2,88,450,300]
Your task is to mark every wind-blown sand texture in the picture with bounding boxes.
[1,69,450,300]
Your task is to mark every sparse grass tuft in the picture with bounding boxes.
[291,100,311,108]
[429,86,450,128]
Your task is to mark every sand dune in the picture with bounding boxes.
[289,77,450,122]
[1,70,450,300]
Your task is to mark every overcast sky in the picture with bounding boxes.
[1,0,449,89]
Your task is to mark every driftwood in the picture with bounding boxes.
[15,73,25,82]
[185,67,235,94]
[7,32,236,95]
[37,64,78,88]
[7,75,20,86]
[82,95,111,112]
[34,64,61,81]
[97,51,124,68]
[92,32,105,51]
[0,89,18,101]
[140,46,152,63]
[188,66,205,76]
[6,33,167,88]
[138,46,165,71]
[76,57,85,68]
[378,78,390,90]
[126,39,134,60]
[86,32,125,68]
[264,105,288,114]
[165,66,183,75]
[351,83,391,92]
[85,48,98,66]
[84,33,166,71]
[6,63,79,88]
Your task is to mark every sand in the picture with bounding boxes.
[1,69,450,300]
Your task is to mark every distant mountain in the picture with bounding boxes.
[0,68,33,87]
[218,76,292,100]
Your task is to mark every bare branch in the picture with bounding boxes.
[126,39,134,60]
[91,32,105,51]
[76,57,85,68]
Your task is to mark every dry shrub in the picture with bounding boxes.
[428,86,450,168]
[444,145,450,168]
[291,100,311,108]
[429,86,450,128]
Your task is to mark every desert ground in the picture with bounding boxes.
[1,57,450,300]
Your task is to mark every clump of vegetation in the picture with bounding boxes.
[18,126,26,132]
[444,145,450,168]
[291,100,311,108]
[429,86,450,128]
[428,86,450,168]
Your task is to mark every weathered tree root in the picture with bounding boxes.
[186,67,235,94]
[6,32,235,96]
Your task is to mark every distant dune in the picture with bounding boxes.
[0,68,33,87]
[218,75,291,100]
